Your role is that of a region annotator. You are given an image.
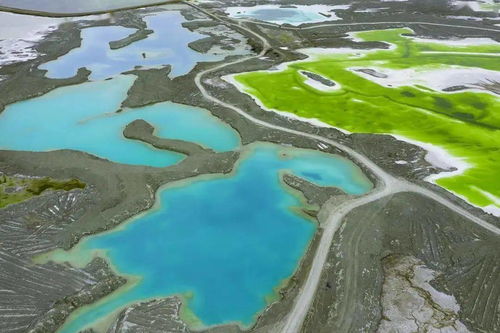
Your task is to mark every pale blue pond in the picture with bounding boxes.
[52,143,372,332]
[39,10,248,80]
[0,75,240,166]
[226,5,348,26]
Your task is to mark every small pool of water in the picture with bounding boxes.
[226,5,349,26]
[39,10,248,80]
[0,75,240,167]
[48,143,372,333]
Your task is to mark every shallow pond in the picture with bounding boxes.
[226,5,349,26]
[0,75,240,167]
[47,143,372,332]
[39,10,249,80]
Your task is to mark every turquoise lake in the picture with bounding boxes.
[39,10,249,80]
[50,143,372,332]
[0,75,240,166]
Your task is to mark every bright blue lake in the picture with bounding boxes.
[51,143,372,332]
[0,75,240,166]
[39,10,249,80]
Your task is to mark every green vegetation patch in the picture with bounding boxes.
[234,28,500,211]
[0,174,86,209]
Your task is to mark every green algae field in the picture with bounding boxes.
[234,28,500,212]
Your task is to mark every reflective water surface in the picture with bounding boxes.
[0,75,240,166]
[49,143,372,332]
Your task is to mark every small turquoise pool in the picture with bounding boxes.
[226,5,348,26]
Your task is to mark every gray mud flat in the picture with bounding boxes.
[124,119,214,155]
[121,66,177,109]
[378,255,470,332]
[300,71,336,86]
[108,297,189,333]
[0,187,126,333]
[302,192,500,333]
[109,28,154,50]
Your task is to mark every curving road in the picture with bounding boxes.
[185,3,500,332]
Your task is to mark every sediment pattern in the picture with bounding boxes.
[378,255,470,332]
[0,189,125,333]
[302,192,500,332]
[108,298,189,333]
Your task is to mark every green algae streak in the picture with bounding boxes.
[234,28,500,212]
[0,175,85,208]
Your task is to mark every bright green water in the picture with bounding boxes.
[234,28,500,212]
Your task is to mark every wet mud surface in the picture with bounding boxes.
[302,192,500,332]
